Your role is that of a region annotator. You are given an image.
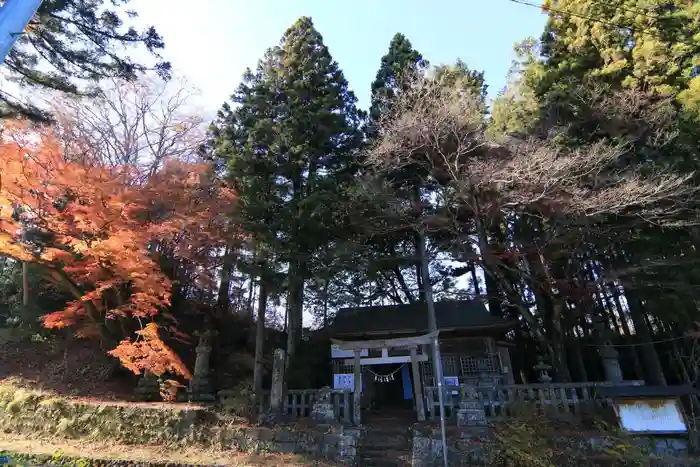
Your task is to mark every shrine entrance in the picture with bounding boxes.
[367,363,411,410]
[331,331,438,425]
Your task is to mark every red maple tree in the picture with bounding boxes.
[0,122,235,380]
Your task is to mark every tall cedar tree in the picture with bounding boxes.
[211,17,363,364]
[369,33,428,130]
[3,0,169,120]
[362,33,429,304]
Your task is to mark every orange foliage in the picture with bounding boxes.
[0,122,235,380]
[109,323,193,380]
[160,379,185,402]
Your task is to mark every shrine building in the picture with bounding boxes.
[327,299,517,421]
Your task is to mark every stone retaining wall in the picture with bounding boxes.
[411,423,699,467]
[411,425,490,467]
[240,424,361,465]
[0,382,360,465]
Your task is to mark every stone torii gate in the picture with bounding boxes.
[330,331,439,425]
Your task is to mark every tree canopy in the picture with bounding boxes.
[2,6,700,398]
[3,0,169,120]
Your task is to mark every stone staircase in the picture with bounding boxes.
[357,411,414,466]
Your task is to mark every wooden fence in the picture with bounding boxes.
[219,381,643,424]
[423,381,645,421]
[218,388,354,424]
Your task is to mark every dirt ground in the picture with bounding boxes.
[0,337,135,400]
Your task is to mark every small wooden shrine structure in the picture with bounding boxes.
[327,300,517,423]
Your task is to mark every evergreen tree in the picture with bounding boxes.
[489,0,700,383]
[211,17,363,366]
[363,33,432,303]
[538,0,698,96]
[369,33,428,127]
[433,59,487,98]
[3,0,169,120]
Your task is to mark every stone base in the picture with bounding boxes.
[456,401,487,427]
[188,378,214,402]
[257,410,294,425]
[311,402,335,423]
[188,392,216,402]
[133,375,160,402]
[240,422,360,465]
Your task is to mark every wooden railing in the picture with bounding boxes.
[423,381,645,421]
[218,388,354,424]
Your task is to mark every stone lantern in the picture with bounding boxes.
[533,356,553,383]
[188,329,215,402]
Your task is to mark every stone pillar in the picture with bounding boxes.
[311,386,336,423]
[599,344,624,383]
[353,348,362,426]
[456,385,487,427]
[498,346,515,384]
[188,332,214,402]
[410,346,426,422]
[269,348,286,416]
[595,316,624,383]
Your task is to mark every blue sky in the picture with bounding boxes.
[131,0,548,113]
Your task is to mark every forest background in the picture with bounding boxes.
[1,0,699,397]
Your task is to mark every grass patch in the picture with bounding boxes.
[486,408,652,467]
[0,379,342,465]
[0,433,330,466]
[0,378,246,449]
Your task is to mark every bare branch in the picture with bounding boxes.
[48,75,206,184]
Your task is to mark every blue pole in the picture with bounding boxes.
[0,0,44,65]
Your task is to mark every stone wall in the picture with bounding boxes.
[411,425,491,467]
[241,423,361,465]
[0,381,360,466]
[411,423,699,467]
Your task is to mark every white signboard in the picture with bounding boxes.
[331,345,368,359]
[333,373,362,392]
[444,376,459,387]
[444,376,460,395]
[617,399,687,433]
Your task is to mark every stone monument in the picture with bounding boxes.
[595,316,624,383]
[311,386,336,423]
[188,330,215,402]
[260,348,286,423]
[456,384,487,427]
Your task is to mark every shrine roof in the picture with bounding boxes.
[328,299,515,337]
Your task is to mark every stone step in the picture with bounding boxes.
[361,446,411,454]
[362,438,410,448]
[361,445,410,453]
[364,429,411,436]
[359,455,412,466]
[362,430,410,438]
[358,448,412,463]
[361,460,411,467]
